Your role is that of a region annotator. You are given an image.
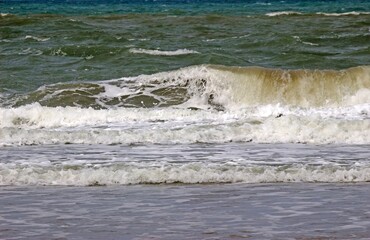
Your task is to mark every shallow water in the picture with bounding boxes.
[2,183,370,239]
[1,143,370,185]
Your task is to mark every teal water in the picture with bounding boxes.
[2,0,370,15]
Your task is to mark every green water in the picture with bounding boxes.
[1,12,369,95]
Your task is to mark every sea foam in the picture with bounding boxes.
[266,11,302,16]
[129,48,199,56]
[1,162,370,186]
[1,104,369,145]
[266,11,370,17]
[2,65,369,145]
[25,35,50,42]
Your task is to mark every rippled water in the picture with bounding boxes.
[2,183,370,239]
[1,1,369,93]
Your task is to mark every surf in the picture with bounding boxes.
[7,65,370,110]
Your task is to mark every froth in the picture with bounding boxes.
[317,12,370,16]
[129,48,199,56]
[266,11,370,17]
[1,163,370,186]
[25,35,50,42]
[2,65,369,145]
[1,104,369,145]
[266,11,302,17]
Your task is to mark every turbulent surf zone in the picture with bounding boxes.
[1,143,370,186]
[0,66,370,186]
[1,65,369,147]
[1,0,370,187]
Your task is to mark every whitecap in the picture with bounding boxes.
[129,48,199,56]
[2,162,370,186]
[266,11,302,17]
[1,104,370,145]
[317,11,370,16]
[25,35,50,42]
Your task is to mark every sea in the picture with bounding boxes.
[0,0,370,239]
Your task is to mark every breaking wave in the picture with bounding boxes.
[266,11,370,17]
[129,48,199,56]
[7,65,370,110]
[1,162,370,186]
[24,35,50,42]
[266,11,302,17]
[0,104,369,145]
[1,65,369,146]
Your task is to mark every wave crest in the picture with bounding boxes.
[7,65,370,110]
[2,163,370,186]
[266,11,370,17]
[129,48,199,56]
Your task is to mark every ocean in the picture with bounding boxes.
[1,0,370,239]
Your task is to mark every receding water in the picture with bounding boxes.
[2,183,370,239]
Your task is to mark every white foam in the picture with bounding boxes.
[98,84,135,98]
[0,104,369,145]
[0,104,223,129]
[266,11,370,17]
[2,65,369,145]
[266,11,302,17]
[344,89,370,106]
[302,41,319,46]
[255,2,272,6]
[25,35,50,42]
[128,38,149,41]
[129,48,199,56]
[1,163,370,186]
[317,11,370,16]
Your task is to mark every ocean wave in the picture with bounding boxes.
[25,35,50,42]
[266,11,370,17]
[1,162,370,186]
[129,48,199,56]
[317,11,370,16]
[8,65,370,110]
[266,11,302,17]
[2,65,369,145]
[0,13,11,17]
